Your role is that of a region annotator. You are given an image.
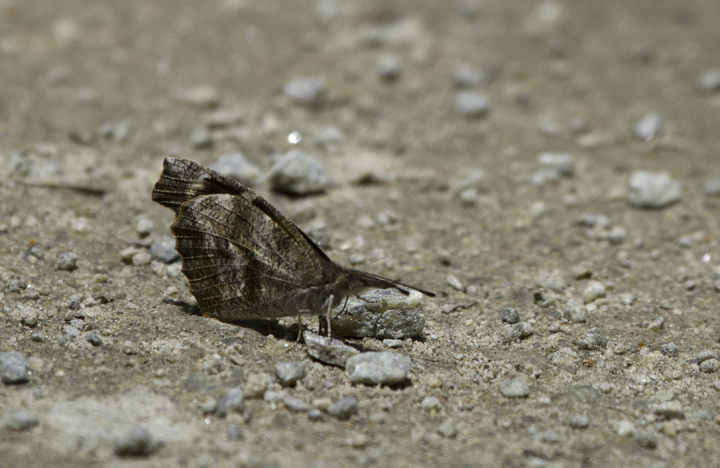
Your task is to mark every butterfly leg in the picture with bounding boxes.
[294,310,310,346]
[325,294,334,338]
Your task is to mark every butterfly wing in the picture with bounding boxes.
[171,193,330,319]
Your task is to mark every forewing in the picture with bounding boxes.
[151,157,248,215]
[171,193,326,319]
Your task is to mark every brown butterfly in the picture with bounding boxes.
[151,158,434,335]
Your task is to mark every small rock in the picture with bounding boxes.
[284,76,327,107]
[660,342,679,358]
[617,420,635,437]
[244,373,271,398]
[697,69,720,93]
[577,328,607,351]
[700,359,719,373]
[267,150,328,196]
[452,64,494,88]
[376,54,401,81]
[55,252,79,271]
[648,317,664,331]
[582,281,606,304]
[633,113,663,141]
[568,414,590,429]
[420,396,443,411]
[304,331,359,368]
[149,237,179,263]
[327,396,358,420]
[136,218,154,237]
[697,350,717,363]
[1,352,30,385]
[175,86,220,108]
[132,251,152,267]
[275,362,306,387]
[114,426,156,457]
[501,322,534,343]
[345,352,412,385]
[633,429,658,449]
[499,307,520,324]
[383,339,403,348]
[563,305,586,323]
[86,331,103,347]
[447,274,464,291]
[437,418,458,438]
[455,92,491,118]
[705,179,720,196]
[627,170,681,209]
[499,378,530,398]
[217,388,245,416]
[204,110,243,128]
[227,425,244,440]
[283,397,310,413]
[537,152,575,177]
[190,128,213,149]
[18,306,39,328]
[651,401,685,420]
[3,411,39,431]
[210,153,260,186]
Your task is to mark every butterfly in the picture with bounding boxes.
[151,157,434,335]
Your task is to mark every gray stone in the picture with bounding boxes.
[537,152,575,177]
[86,331,104,347]
[1,352,29,385]
[18,306,40,328]
[697,350,717,363]
[499,378,530,398]
[226,425,244,440]
[274,361,306,387]
[499,307,520,324]
[633,113,663,141]
[329,289,425,339]
[627,171,681,209]
[421,396,443,411]
[136,218,154,237]
[149,237,179,264]
[455,92,490,118]
[3,411,39,431]
[217,388,244,416]
[697,69,720,93]
[452,64,494,88]
[304,331,359,368]
[651,401,685,420]
[577,328,607,351]
[114,426,156,457]
[582,281,606,304]
[132,251,152,266]
[700,359,719,373]
[190,127,213,149]
[210,153,260,186]
[660,342,679,358]
[327,396,358,420]
[437,418,458,438]
[267,150,328,196]
[283,397,310,412]
[568,414,589,429]
[705,178,720,196]
[284,76,326,106]
[376,54,401,81]
[346,352,412,385]
[648,317,664,331]
[204,110,243,128]
[633,429,657,449]
[501,322,534,343]
[55,252,79,271]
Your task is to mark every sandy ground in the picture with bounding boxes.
[2,1,720,467]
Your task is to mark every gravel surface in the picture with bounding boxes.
[2,1,720,467]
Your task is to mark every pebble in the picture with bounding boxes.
[437,419,458,438]
[114,426,156,457]
[1,352,30,385]
[651,401,685,420]
[227,425,244,440]
[696,350,717,363]
[18,306,39,328]
[307,408,325,421]
[274,361,306,387]
[501,322,534,343]
[617,420,635,437]
[210,153,260,186]
[577,328,607,351]
[660,342,679,358]
[304,331,359,368]
[633,428,658,449]
[537,152,575,177]
[86,331,104,347]
[420,396,443,411]
[700,359,719,373]
[376,54,401,81]
[446,274,464,291]
[174,86,220,108]
[563,304,586,323]
[452,64,494,88]
[267,150,329,196]
[383,339,402,348]
[3,411,39,431]
[568,414,590,429]
[632,113,663,141]
[697,69,720,93]
[455,92,491,118]
[149,237,179,263]
[627,170,681,209]
[499,378,530,398]
[345,352,412,385]
[582,281,606,304]
[136,218,154,237]
[204,110,243,128]
[648,317,664,331]
[327,396,358,420]
[216,388,245,416]
[713,381,720,392]
[499,307,520,324]
[329,290,425,339]
[55,252,79,271]
[190,128,213,149]
[283,397,310,413]
[704,178,720,195]
[284,76,327,107]
[132,251,152,267]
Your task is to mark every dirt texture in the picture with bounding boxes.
[1,1,720,467]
